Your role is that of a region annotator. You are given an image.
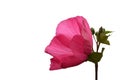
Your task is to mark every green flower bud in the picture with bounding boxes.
[91,27,95,35]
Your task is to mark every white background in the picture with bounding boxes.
[0,0,120,80]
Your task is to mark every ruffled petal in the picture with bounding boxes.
[76,16,93,55]
[70,35,87,61]
[56,16,92,55]
[46,35,88,70]
[45,35,73,60]
[45,35,74,70]
[50,58,61,70]
[60,54,86,68]
[56,16,82,39]
[55,35,87,69]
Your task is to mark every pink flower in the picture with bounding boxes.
[45,16,93,70]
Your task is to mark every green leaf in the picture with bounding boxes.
[99,33,109,41]
[99,27,105,33]
[98,33,110,45]
[102,40,110,45]
[96,30,110,45]
[95,26,112,45]
[105,31,112,34]
[88,52,103,63]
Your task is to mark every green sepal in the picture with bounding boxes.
[88,52,103,63]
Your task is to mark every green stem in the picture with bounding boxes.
[92,34,100,80]
[97,42,100,52]
[95,39,100,80]
[95,63,98,80]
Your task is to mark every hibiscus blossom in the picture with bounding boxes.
[45,16,93,70]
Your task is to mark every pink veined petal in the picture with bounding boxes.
[50,58,61,70]
[45,35,88,70]
[76,16,93,54]
[70,35,84,55]
[45,35,73,60]
[70,35,88,61]
[83,40,93,55]
[56,16,82,39]
[59,35,88,68]
[45,35,73,70]
[60,55,86,68]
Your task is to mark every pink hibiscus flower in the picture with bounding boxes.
[45,16,93,70]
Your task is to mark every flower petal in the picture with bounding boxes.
[56,16,93,53]
[45,35,73,60]
[60,54,86,68]
[56,16,82,39]
[45,35,74,70]
[50,58,61,70]
[70,35,87,61]
[76,16,93,54]
[55,35,87,69]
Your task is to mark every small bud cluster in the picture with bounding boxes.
[88,27,112,63]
